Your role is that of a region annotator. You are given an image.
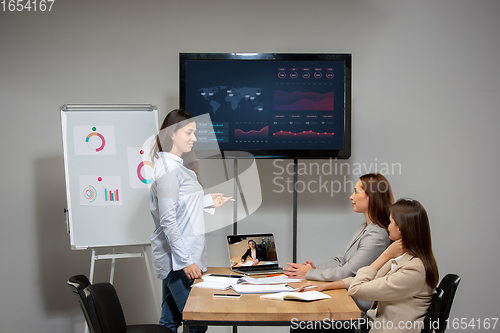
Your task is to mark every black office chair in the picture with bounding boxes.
[67,274,96,333]
[435,274,461,333]
[257,243,268,261]
[86,282,174,333]
[421,287,444,333]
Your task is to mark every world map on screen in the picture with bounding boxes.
[199,86,264,114]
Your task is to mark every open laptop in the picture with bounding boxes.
[226,233,284,275]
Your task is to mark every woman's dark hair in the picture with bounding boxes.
[152,109,201,184]
[248,240,256,246]
[390,198,439,288]
[359,173,394,229]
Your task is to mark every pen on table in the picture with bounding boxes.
[303,285,318,290]
[267,274,281,277]
[295,285,318,292]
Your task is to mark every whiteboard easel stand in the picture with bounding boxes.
[88,246,160,316]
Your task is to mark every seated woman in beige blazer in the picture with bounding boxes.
[298,198,439,333]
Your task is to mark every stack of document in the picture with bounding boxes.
[231,284,295,294]
[241,275,302,285]
[192,274,303,293]
[192,274,244,290]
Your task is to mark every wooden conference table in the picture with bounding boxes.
[183,267,361,332]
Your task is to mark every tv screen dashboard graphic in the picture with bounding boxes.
[180,53,351,159]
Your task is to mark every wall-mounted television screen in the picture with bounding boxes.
[179,53,351,159]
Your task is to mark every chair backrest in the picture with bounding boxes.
[257,243,268,260]
[86,282,127,333]
[421,288,444,333]
[67,275,96,333]
[68,274,91,298]
[436,274,461,333]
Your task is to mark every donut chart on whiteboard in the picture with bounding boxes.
[74,125,116,155]
[137,161,154,184]
[83,185,97,203]
[86,132,106,152]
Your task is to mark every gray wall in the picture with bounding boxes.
[1,1,499,332]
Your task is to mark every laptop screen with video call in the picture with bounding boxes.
[226,233,283,274]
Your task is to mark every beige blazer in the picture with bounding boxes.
[343,253,434,333]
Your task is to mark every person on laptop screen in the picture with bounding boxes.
[285,173,393,285]
[240,239,267,265]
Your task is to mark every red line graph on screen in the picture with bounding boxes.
[273,130,334,139]
[234,126,269,140]
[274,91,334,111]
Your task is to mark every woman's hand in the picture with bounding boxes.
[183,263,202,280]
[296,280,346,292]
[284,262,313,279]
[370,239,405,271]
[252,259,259,265]
[211,193,233,208]
[296,282,322,292]
[302,260,316,269]
[384,239,405,259]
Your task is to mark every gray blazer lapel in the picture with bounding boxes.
[343,222,369,255]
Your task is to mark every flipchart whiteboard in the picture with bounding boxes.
[61,104,158,249]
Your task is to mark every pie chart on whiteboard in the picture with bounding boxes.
[137,161,154,184]
[86,132,106,152]
[73,125,116,155]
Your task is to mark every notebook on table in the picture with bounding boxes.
[226,233,284,275]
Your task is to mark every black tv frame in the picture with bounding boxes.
[179,53,351,159]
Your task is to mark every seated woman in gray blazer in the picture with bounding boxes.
[299,199,439,333]
[285,173,393,284]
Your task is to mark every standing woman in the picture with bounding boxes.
[149,109,231,332]
[286,173,393,289]
[346,199,438,332]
